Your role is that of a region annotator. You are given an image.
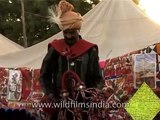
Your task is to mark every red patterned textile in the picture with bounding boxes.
[20,68,32,100]
[30,69,44,102]
[0,67,8,107]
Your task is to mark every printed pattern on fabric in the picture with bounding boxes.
[7,69,22,101]
[104,42,160,119]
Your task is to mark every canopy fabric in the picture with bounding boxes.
[0,34,24,55]
[0,0,160,69]
[80,0,160,60]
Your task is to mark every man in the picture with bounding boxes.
[40,0,103,119]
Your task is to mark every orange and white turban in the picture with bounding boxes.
[49,0,83,30]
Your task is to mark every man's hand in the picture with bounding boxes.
[41,93,55,103]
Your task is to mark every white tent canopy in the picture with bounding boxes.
[80,0,160,59]
[0,34,24,55]
[0,0,160,68]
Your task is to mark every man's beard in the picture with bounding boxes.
[64,38,77,46]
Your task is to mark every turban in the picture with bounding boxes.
[49,0,83,30]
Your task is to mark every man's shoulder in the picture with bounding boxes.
[48,39,65,47]
[47,39,64,51]
[80,39,95,46]
[79,39,97,49]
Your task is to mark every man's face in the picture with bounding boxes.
[63,29,79,46]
